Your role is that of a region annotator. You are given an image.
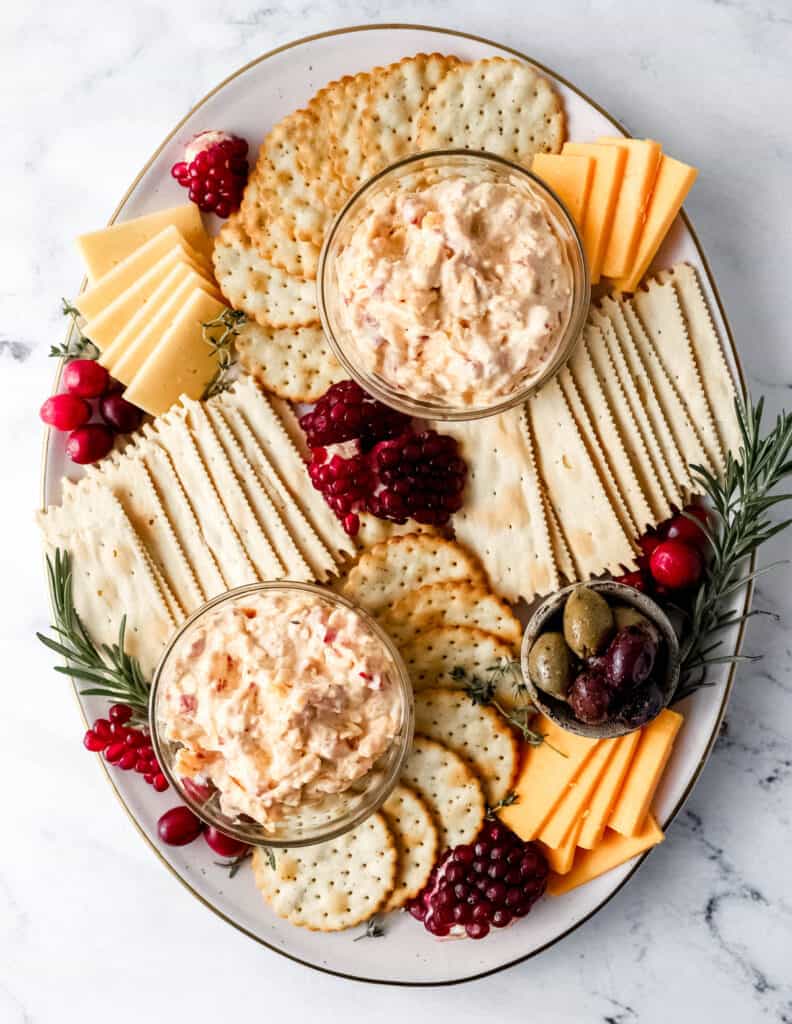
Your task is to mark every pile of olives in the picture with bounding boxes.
[527,586,666,729]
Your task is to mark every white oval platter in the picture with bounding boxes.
[41,24,750,986]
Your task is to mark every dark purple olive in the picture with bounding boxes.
[100,391,143,433]
[567,670,613,724]
[618,681,665,729]
[605,627,657,691]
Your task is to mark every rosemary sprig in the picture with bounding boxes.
[202,309,246,399]
[675,397,792,700]
[353,917,385,941]
[50,299,99,359]
[215,850,253,878]
[36,549,150,716]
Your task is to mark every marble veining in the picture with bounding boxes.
[2,1,791,1021]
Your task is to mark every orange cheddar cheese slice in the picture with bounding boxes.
[611,155,698,293]
[609,708,683,837]
[538,735,619,850]
[498,717,600,841]
[540,816,583,876]
[578,730,641,849]
[597,138,662,278]
[547,815,664,896]
[531,153,594,228]
[562,142,627,284]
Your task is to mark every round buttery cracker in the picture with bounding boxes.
[342,533,487,616]
[379,580,523,647]
[251,813,396,932]
[413,688,519,805]
[400,735,485,850]
[398,626,522,710]
[212,214,318,329]
[236,321,345,402]
[416,57,565,163]
[380,784,439,910]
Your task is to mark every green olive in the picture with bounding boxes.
[528,632,574,699]
[563,586,615,659]
[613,604,661,645]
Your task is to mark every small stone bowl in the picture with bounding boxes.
[520,581,680,738]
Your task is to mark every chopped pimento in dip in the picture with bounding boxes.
[159,591,401,828]
[335,176,574,404]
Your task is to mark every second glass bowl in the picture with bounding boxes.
[318,149,590,421]
[149,581,414,848]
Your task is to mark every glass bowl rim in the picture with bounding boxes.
[317,147,590,421]
[148,580,415,848]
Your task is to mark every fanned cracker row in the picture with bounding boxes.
[212,215,318,328]
[541,484,577,583]
[416,57,565,163]
[437,407,557,604]
[251,813,397,931]
[381,784,439,911]
[378,581,523,648]
[400,736,486,849]
[235,320,345,402]
[342,533,486,615]
[38,486,174,676]
[413,688,520,805]
[655,263,742,460]
[527,378,636,578]
[398,626,521,710]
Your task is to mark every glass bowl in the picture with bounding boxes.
[318,149,590,421]
[520,581,680,739]
[149,581,414,848]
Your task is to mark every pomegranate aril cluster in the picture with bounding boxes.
[171,131,249,219]
[83,703,168,792]
[406,819,548,940]
[301,380,467,536]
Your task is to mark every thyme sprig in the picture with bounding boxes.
[36,549,150,717]
[675,398,792,700]
[50,300,100,360]
[202,309,246,399]
[215,850,254,878]
[486,792,518,818]
[453,662,550,748]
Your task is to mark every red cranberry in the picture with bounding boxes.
[637,533,660,559]
[62,359,109,398]
[614,569,648,593]
[40,393,91,432]
[182,777,214,803]
[650,540,704,590]
[663,506,710,551]
[203,828,250,858]
[100,392,143,433]
[65,424,114,465]
[157,806,204,846]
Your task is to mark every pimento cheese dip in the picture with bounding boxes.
[335,176,573,404]
[159,591,401,828]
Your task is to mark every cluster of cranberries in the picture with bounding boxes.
[406,819,548,940]
[171,131,249,219]
[83,703,168,791]
[301,381,468,536]
[615,504,709,596]
[40,359,142,465]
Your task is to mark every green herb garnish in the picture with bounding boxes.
[49,299,99,359]
[202,309,246,399]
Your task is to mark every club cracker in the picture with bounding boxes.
[528,378,636,578]
[360,53,462,172]
[379,581,522,648]
[598,295,691,501]
[251,813,396,932]
[435,406,557,604]
[235,321,345,403]
[212,215,318,329]
[655,263,742,459]
[309,71,378,193]
[342,534,486,616]
[413,688,520,805]
[381,784,439,911]
[254,211,320,280]
[416,57,564,162]
[352,514,437,551]
[633,276,723,472]
[401,736,485,849]
[398,625,521,709]
[618,295,711,488]
[38,488,174,677]
[588,307,678,513]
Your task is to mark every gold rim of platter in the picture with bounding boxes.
[38,22,754,986]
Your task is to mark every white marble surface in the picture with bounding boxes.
[2,0,792,1019]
